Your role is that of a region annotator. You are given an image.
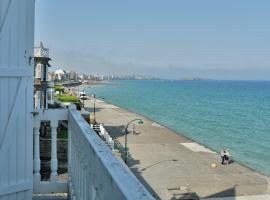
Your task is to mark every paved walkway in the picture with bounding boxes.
[85,98,270,200]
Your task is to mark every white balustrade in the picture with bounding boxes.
[33,105,154,199]
[50,121,58,181]
[97,124,115,150]
[108,138,114,150]
[68,106,154,200]
[33,109,68,194]
[33,125,41,183]
[45,92,48,109]
[100,125,105,135]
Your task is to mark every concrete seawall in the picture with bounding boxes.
[84,98,270,200]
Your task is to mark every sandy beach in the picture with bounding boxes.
[83,97,270,200]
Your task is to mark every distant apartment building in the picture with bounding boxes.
[48,71,56,81]
[55,69,68,81]
[79,73,88,81]
[69,70,78,81]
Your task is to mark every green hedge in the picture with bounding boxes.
[56,95,82,110]
[54,85,64,93]
[56,95,79,102]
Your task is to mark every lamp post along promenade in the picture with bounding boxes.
[124,119,144,163]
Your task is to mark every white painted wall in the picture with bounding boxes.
[0,0,35,199]
[35,63,42,79]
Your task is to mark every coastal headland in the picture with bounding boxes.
[83,97,270,200]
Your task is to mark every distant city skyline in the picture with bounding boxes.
[35,0,270,80]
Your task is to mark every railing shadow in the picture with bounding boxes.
[103,124,239,200]
[84,107,102,113]
[128,155,161,200]
[103,124,161,200]
[202,186,236,199]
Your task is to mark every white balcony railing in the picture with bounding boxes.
[33,109,68,193]
[91,124,115,150]
[33,105,154,200]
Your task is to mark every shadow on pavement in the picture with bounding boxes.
[103,124,161,199]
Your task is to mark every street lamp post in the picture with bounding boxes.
[92,94,96,124]
[124,119,144,163]
[82,95,85,108]
[91,94,104,124]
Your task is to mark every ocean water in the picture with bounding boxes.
[86,80,270,176]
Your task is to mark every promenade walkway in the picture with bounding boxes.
[84,98,270,200]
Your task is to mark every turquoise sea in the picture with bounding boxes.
[86,80,270,176]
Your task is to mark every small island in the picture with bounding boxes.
[181,76,213,81]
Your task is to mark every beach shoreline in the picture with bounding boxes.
[79,80,119,87]
[92,97,269,178]
[83,97,270,199]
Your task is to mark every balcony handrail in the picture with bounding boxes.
[68,105,154,200]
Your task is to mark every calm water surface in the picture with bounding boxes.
[86,80,270,176]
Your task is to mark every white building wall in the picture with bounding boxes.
[35,63,42,79]
[34,91,41,109]
[0,0,35,199]
[47,87,54,105]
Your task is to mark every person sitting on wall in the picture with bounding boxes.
[221,150,230,165]
[221,150,226,165]
[224,150,230,165]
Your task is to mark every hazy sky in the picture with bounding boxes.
[35,1,270,80]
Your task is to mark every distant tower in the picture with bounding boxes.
[34,42,53,109]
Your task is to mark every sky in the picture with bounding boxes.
[35,1,270,80]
